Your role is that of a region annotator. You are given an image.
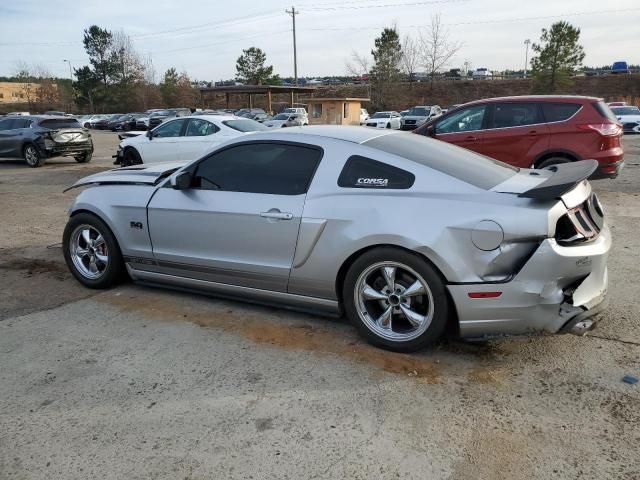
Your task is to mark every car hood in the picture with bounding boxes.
[64,162,185,192]
[264,120,286,127]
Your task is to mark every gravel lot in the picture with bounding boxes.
[1,131,639,480]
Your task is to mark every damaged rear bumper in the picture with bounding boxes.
[448,225,611,339]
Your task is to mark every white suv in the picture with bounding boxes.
[282,107,309,125]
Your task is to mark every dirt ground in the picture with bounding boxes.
[1,131,639,480]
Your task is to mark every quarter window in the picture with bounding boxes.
[193,143,322,195]
[338,155,415,189]
[489,103,542,128]
[153,119,186,138]
[435,105,486,134]
[185,118,218,137]
[541,103,581,122]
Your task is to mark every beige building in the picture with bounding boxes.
[304,98,370,126]
[0,82,57,104]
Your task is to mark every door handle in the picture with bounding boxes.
[464,135,478,141]
[528,130,537,136]
[260,210,293,220]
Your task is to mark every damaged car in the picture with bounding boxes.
[0,115,93,167]
[62,127,610,352]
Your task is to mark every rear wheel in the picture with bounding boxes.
[122,148,142,167]
[75,152,92,163]
[386,123,391,129]
[63,213,124,289]
[24,144,45,168]
[343,247,448,352]
[536,156,570,169]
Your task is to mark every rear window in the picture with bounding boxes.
[338,155,415,189]
[541,103,581,122]
[364,133,518,190]
[593,101,619,123]
[222,120,268,132]
[38,119,81,129]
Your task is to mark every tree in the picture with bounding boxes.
[83,25,115,87]
[160,67,179,106]
[401,35,420,84]
[345,50,370,78]
[419,14,461,89]
[14,62,36,108]
[73,66,99,112]
[235,47,274,85]
[369,27,402,109]
[530,21,585,93]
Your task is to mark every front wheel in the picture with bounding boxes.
[122,148,142,167]
[75,152,92,163]
[536,157,570,169]
[63,213,125,289]
[343,248,448,352]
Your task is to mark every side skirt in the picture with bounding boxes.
[126,264,342,317]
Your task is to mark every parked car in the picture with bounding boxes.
[148,108,192,130]
[0,115,93,167]
[44,110,66,116]
[6,112,30,116]
[282,107,309,124]
[610,106,640,134]
[135,109,165,130]
[359,108,370,125]
[114,115,268,166]
[63,126,610,352]
[108,113,145,131]
[400,105,442,130]
[94,114,123,130]
[400,110,410,117]
[473,68,492,79]
[263,113,305,128]
[365,111,402,129]
[77,115,104,128]
[236,108,266,118]
[607,101,627,107]
[611,61,630,74]
[246,112,272,123]
[414,95,624,178]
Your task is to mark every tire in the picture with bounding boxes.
[122,148,142,167]
[63,212,125,289]
[83,122,91,128]
[23,144,45,168]
[75,152,93,163]
[536,156,570,169]
[342,247,448,352]
[386,123,391,129]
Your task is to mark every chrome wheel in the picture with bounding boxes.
[354,261,434,342]
[24,145,39,166]
[69,225,109,280]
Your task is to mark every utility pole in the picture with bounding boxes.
[523,39,531,78]
[286,6,299,86]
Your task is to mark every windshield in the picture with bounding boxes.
[371,112,390,119]
[364,132,518,190]
[38,119,82,129]
[611,107,640,115]
[408,107,429,116]
[273,114,289,120]
[222,120,268,132]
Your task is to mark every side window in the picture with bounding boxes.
[435,105,486,134]
[153,119,186,138]
[489,103,542,129]
[193,143,322,195]
[541,103,581,122]
[338,155,415,189]
[185,119,218,137]
[0,119,10,130]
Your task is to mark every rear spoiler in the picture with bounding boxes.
[518,160,598,199]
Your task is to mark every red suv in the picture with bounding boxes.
[414,96,624,178]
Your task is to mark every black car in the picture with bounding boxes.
[94,114,123,130]
[148,108,191,129]
[108,113,145,131]
[0,116,93,167]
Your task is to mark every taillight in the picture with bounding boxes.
[577,123,622,136]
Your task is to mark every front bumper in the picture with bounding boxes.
[448,225,611,339]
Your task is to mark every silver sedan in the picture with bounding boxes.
[63,126,610,351]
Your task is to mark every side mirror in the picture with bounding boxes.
[146,130,153,140]
[172,171,192,190]
[426,125,435,137]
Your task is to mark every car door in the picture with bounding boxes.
[146,142,323,292]
[0,118,27,157]
[179,118,223,161]
[140,118,187,163]
[432,104,488,154]
[481,102,549,167]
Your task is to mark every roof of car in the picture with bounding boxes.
[242,125,398,144]
[460,95,602,105]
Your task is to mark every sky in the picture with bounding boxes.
[0,0,638,82]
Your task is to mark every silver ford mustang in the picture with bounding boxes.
[63,126,610,352]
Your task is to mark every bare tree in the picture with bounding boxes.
[345,50,370,77]
[14,61,36,108]
[401,35,420,85]
[419,14,461,88]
